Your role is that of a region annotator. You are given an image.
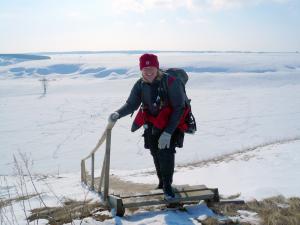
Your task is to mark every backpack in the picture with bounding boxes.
[161,68,197,134]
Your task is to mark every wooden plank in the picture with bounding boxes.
[81,160,84,183]
[103,129,112,201]
[123,189,214,204]
[121,185,208,199]
[108,195,125,217]
[219,199,245,204]
[176,189,214,198]
[123,190,214,208]
[210,188,220,202]
[174,185,208,193]
[91,153,95,190]
[81,160,87,184]
[98,156,106,193]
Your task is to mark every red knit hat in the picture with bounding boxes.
[139,53,159,70]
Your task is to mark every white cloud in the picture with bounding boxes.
[112,0,198,13]
[111,0,290,12]
[65,11,83,19]
[0,12,18,19]
[135,21,144,28]
[159,18,167,24]
[112,0,146,13]
[208,0,290,10]
[175,16,209,26]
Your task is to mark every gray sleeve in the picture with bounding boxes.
[164,79,186,134]
[116,80,142,118]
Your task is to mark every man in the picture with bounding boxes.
[109,53,186,199]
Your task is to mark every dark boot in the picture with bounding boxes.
[150,149,163,189]
[156,181,163,189]
[163,179,175,199]
[158,149,175,199]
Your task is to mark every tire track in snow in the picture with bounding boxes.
[178,136,300,169]
[127,136,300,177]
[199,111,300,123]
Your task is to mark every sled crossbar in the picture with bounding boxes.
[108,185,219,216]
[120,185,208,199]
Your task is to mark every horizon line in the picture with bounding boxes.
[0,50,299,56]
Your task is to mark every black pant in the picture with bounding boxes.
[143,125,176,190]
[143,125,184,150]
[150,148,175,187]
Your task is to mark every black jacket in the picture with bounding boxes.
[116,74,186,135]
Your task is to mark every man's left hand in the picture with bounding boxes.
[158,132,172,149]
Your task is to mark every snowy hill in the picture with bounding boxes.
[0,54,50,67]
[1,51,300,79]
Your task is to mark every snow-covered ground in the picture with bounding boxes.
[0,52,300,224]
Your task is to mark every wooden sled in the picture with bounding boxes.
[81,122,242,217]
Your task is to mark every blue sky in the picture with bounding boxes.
[0,0,299,53]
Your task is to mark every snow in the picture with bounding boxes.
[119,139,300,199]
[1,52,300,224]
[1,52,300,175]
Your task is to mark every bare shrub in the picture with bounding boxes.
[5,153,111,225]
[27,199,109,225]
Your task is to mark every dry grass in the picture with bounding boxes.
[197,216,252,225]
[210,196,300,225]
[0,193,39,209]
[249,196,300,225]
[27,199,110,225]
[196,216,252,225]
[201,217,219,225]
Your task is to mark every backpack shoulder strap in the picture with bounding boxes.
[158,72,169,103]
[161,70,190,107]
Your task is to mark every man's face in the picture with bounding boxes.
[142,66,158,83]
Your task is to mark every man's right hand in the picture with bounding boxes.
[108,112,119,123]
